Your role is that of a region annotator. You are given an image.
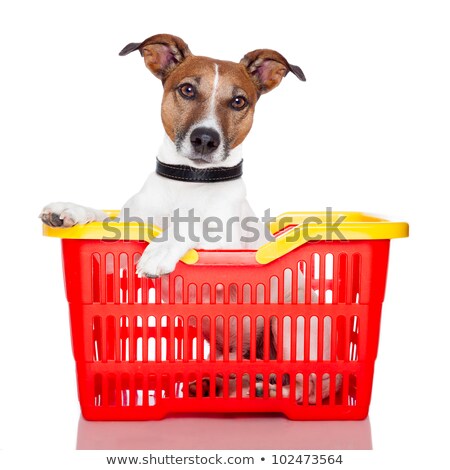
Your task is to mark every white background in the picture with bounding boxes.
[1,0,449,468]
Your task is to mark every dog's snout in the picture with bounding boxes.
[190,127,221,155]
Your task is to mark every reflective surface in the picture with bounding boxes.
[77,414,372,450]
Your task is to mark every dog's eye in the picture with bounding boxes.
[178,83,196,99]
[231,96,248,110]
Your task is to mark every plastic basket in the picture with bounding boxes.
[43,211,408,420]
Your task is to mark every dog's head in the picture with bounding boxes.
[120,34,305,165]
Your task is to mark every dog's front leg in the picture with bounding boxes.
[40,202,108,227]
[136,210,200,278]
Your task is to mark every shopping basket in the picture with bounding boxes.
[42,211,408,420]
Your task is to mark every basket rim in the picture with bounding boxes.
[42,210,409,265]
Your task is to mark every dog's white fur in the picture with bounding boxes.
[41,36,339,404]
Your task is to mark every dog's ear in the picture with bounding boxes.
[119,34,191,81]
[240,49,305,95]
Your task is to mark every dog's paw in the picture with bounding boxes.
[136,242,179,278]
[188,378,212,397]
[188,377,224,397]
[253,374,281,398]
[40,202,102,228]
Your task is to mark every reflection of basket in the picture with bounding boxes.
[43,211,408,420]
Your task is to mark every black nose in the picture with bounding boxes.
[190,127,221,155]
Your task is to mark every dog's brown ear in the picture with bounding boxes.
[119,34,191,81]
[240,49,305,94]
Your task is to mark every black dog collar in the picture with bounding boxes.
[156,158,243,183]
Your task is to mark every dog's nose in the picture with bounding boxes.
[190,127,221,155]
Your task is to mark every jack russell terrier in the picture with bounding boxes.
[41,34,337,403]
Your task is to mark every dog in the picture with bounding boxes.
[41,34,337,404]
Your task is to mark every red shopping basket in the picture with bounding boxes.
[43,211,408,420]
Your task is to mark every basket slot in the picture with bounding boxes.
[264,316,271,360]
[147,316,156,361]
[105,253,114,303]
[324,253,334,304]
[187,373,196,398]
[92,315,102,362]
[327,373,336,406]
[155,316,162,362]
[242,373,250,399]
[235,315,244,361]
[138,315,147,361]
[107,374,116,406]
[240,283,249,304]
[210,283,217,304]
[185,316,193,361]
[209,316,216,361]
[120,373,130,406]
[216,284,224,304]
[310,373,318,405]
[92,253,101,303]
[291,267,298,304]
[174,276,183,303]
[269,276,278,303]
[317,315,324,361]
[209,374,217,399]
[201,283,211,304]
[332,253,340,304]
[114,254,122,303]
[329,315,337,361]
[195,286,203,304]
[295,316,305,360]
[349,315,360,361]
[94,373,102,406]
[276,315,283,362]
[246,316,254,361]
[340,373,349,406]
[232,372,242,399]
[348,374,357,406]
[256,283,265,304]
[161,374,170,399]
[318,254,326,303]
[196,316,203,361]
[189,283,198,304]
[303,315,311,361]
[304,258,312,303]
[336,315,347,361]
[174,373,183,398]
[338,254,347,303]
[119,316,129,361]
[155,277,162,304]
[229,284,238,304]
[277,274,285,304]
[134,373,144,406]
[220,316,228,361]
[229,316,237,360]
[290,315,298,361]
[282,373,290,399]
[295,373,304,405]
[282,316,291,361]
[105,316,115,361]
[323,316,332,361]
[127,253,135,304]
[133,316,142,361]
[148,374,157,406]
[201,317,210,360]
[309,316,318,361]
[174,316,183,361]
[351,253,361,304]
